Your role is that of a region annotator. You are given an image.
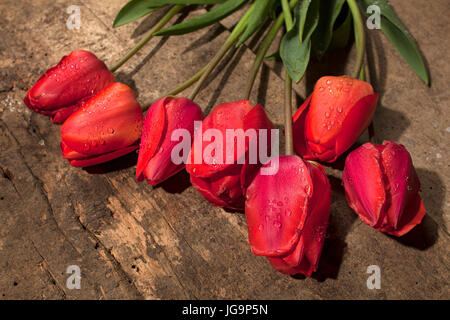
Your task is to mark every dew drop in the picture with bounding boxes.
[326,80,332,85]
[304,185,311,194]
[277,201,283,207]
[258,224,264,231]
[273,221,282,229]
[83,143,91,152]
[107,128,115,134]
[337,106,343,113]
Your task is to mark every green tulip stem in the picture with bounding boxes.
[281,0,295,156]
[109,5,183,73]
[244,0,298,100]
[141,4,255,111]
[188,4,255,101]
[347,0,365,79]
[284,73,294,156]
[141,65,208,111]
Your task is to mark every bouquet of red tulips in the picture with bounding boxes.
[24,0,428,277]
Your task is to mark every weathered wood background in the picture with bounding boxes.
[0,0,448,299]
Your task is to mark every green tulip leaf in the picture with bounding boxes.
[265,50,281,61]
[280,0,320,83]
[236,0,275,47]
[311,0,346,59]
[155,0,248,36]
[360,0,429,85]
[329,7,352,50]
[113,0,160,28]
[113,0,223,28]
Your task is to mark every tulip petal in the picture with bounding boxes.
[268,161,331,276]
[139,97,204,185]
[334,93,378,160]
[190,174,230,208]
[302,76,376,162]
[292,95,312,157]
[24,50,115,123]
[61,83,143,158]
[240,104,276,192]
[343,143,388,227]
[136,97,167,181]
[245,156,313,257]
[187,100,253,178]
[294,161,331,275]
[67,145,139,168]
[379,141,425,236]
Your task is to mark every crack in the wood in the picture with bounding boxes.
[30,240,67,299]
[1,118,144,299]
[66,187,144,300]
[105,177,200,299]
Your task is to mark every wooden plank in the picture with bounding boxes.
[0,0,448,299]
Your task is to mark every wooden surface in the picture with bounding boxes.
[0,0,448,299]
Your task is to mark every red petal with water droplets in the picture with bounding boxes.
[343,143,388,228]
[299,76,376,162]
[60,83,143,167]
[67,145,139,168]
[24,50,115,123]
[334,93,378,161]
[292,95,312,157]
[267,161,331,276]
[245,156,313,257]
[379,141,426,236]
[135,97,167,181]
[139,97,203,185]
[186,100,253,178]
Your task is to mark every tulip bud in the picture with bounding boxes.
[293,76,378,162]
[186,100,275,210]
[136,96,204,185]
[24,50,115,123]
[60,83,143,167]
[245,155,331,276]
[343,141,426,236]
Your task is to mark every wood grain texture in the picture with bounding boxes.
[0,0,448,299]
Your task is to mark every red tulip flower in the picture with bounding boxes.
[293,76,378,162]
[136,96,204,185]
[186,100,275,210]
[60,83,143,167]
[24,50,115,123]
[343,141,426,236]
[245,155,331,276]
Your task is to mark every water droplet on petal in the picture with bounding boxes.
[273,221,282,229]
[304,185,311,194]
[108,128,115,134]
[83,143,91,152]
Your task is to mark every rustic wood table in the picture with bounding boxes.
[0,0,448,299]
